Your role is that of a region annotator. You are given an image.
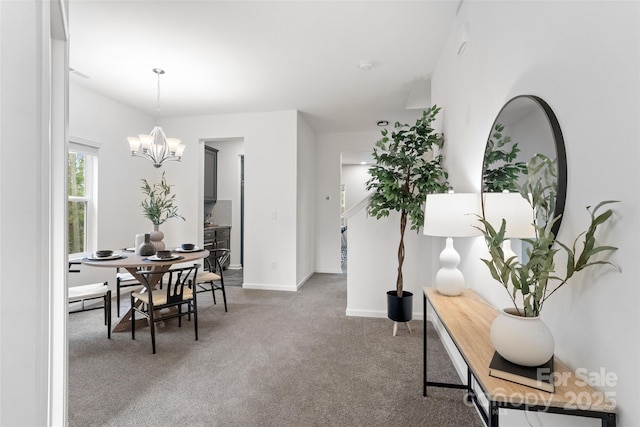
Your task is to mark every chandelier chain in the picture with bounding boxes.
[154,68,164,126]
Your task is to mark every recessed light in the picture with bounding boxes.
[360,161,367,165]
[377,120,389,127]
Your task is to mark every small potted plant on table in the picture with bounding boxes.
[140,172,185,251]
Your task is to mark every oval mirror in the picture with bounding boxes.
[481,95,567,237]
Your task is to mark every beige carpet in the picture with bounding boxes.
[68,273,483,427]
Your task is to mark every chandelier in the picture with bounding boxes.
[127,68,185,168]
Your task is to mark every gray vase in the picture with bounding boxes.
[138,233,155,256]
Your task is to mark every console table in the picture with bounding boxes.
[423,287,616,427]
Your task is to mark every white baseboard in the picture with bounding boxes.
[296,271,314,290]
[346,308,387,318]
[241,272,313,292]
[314,268,344,274]
[242,282,298,292]
[346,308,424,321]
[228,264,242,270]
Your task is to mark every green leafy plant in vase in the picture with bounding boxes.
[366,106,450,330]
[140,172,185,250]
[477,154,619,366]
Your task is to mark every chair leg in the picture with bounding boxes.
[148,303,156,354]
[116,283,121,317]
[130,294,136,340]
[211,281,217,304]
[106,290,112,339]
[220,277,227,312]
[193,298,198,342]
[103,295,108,325]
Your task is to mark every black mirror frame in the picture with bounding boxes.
[482,95,567,237]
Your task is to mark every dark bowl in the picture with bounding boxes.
[95,250,113,258]
[181,243,195,251]
[155,250,172,259]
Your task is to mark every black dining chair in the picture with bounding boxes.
[115,267,143,317]
[67,260,112,339]
[130,264,199,354]
[194,248,229,312]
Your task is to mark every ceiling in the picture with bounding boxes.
[68,0,459,133]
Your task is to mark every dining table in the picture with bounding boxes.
[82,248,209,333]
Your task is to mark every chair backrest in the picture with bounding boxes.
[139,264,200,304]
[68,260,82,273]
[207,248,230,275]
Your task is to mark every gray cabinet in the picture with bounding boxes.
[204,226,230,269]
[204,146,218,202]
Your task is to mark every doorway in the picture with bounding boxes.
[340,151,374,269]
[204,138,245,271]
[240,154,244,266]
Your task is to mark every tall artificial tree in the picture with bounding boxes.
[366,106,451,297]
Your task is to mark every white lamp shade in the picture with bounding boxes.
[166,138,181,153]
[127,137,141,152]
[423,193,482,237]
[138,134,153,151]
[483,192,535,238]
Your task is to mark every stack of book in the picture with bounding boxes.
[488,352,555,393]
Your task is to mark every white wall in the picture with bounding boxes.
[70,84,307,291]
[346,203,436,319]
[68,84,158,288]
[0,1,67,424]
[432,1,640,426]
[162,111,302,291]
[296,113,316,286]
[315,130,388,273]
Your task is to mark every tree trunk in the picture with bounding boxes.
[396,209,407,297]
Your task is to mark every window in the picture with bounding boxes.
[68,139,99,256]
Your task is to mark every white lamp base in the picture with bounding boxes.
[435,237,465,296]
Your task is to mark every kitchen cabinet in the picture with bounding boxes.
[203,226,230,269]
[204,146,218,202]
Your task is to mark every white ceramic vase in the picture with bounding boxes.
[150,224,165,251]
[490,307,554,367]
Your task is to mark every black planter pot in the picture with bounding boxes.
[386,290,413,322]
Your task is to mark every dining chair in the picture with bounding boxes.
[130,264,200,354]
[194,248,229,312]
[67,260,112,338]
[116,268,142,317]
[68,281,112,339]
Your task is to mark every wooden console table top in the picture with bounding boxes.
[424,287,616,414]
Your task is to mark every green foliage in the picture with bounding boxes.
[366,106,451,295]
[482,123,528,192]
[68,152,86,254]
[140,172,185,226]
[478,155,619,317]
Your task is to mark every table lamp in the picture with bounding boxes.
[423,192,482,296]
[482,191,536,261]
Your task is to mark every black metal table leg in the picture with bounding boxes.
[603,412,616,427]
[423,292,427,397]
[489,402,499,427]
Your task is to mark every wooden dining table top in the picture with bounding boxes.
[81,248,209,269]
